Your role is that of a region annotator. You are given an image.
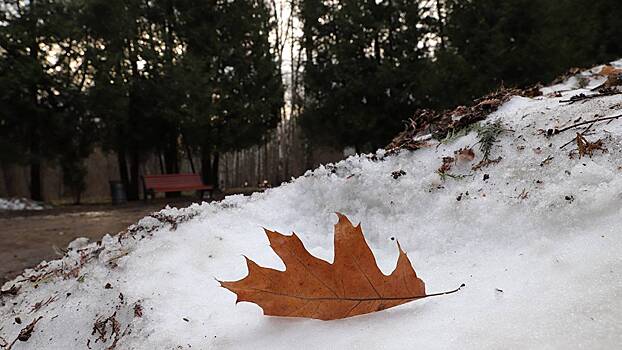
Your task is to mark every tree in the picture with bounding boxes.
[0,0,96,202]
[441,0,622,104]
[299,0,429,152]
[177,0,284,188]
[83,0,184,200]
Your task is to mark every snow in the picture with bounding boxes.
[0,198,45,211]
[2,60,622,349]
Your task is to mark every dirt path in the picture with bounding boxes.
[0,199,195,285]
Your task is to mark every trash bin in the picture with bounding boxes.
[109,181,127,205]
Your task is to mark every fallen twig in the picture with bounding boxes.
[0,285,20,298]
[559,120,597,149]
[559,88,620,104]
[30,295,57,314]
[3,317,43,350]
[554,114,622,135]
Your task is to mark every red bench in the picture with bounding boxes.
[142,173,214,200]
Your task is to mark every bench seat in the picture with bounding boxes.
[142,173,214,199]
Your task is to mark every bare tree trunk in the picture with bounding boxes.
[30,157,42,201]
[158,149,165,174]
[28,0,42,201]
[127,151,140,201]
[211,152,220,189]
[117,147,130,196]
[436,0,446,50]
[0,161,16,197]
[201,148,212,184]
[201,148,220,190]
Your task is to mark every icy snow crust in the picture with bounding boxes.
[2,61,622,349]
[0,198,45,211]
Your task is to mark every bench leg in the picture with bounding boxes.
[144,190,154,201]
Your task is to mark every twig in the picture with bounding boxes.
[554,114,622,135]
[559,120,597,149]
[29,295,57,314]
[3,317,43,350]
[559,89,620,104]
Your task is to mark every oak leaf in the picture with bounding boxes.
[220,214,462,320]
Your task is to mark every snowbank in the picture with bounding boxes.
[0,198,45,211]
[1,60,622,349]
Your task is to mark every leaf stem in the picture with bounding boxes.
[417,283,465,300]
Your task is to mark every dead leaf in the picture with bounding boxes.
[599,65,622,76]
[576,133,606,158]
[522,84,543,97]
[592,66,622,91]
[438,156,454,174]
[472,156,502,171]
[455,148,475,162]
[133,304,143,318]
[220,214,462,320]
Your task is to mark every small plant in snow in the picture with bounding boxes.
[476,119,505,160]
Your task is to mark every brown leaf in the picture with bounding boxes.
[599,65,622,76]
[220,214,461,320]
[576,133,606,158]
[471,156,502,171]
[455,147,475,162]
[438,156,454,174]
[133,303,143,318]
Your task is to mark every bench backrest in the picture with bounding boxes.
[143,173,206,190]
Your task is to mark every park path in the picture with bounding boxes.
[0,199,195,285]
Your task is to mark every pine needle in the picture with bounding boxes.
[476,120,505,160]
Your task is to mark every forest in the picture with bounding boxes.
[1,0,621,202]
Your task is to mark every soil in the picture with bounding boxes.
[0,198,196,285]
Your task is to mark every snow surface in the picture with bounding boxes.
[2,60,622,349]
[0,198,45,211]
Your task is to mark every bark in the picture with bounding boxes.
[158,149,165,174]
[164,139,180,197]
[164,137,179,174]
[211,152,220,189]
[117,147,130,199]
[436,0,446,50]
[0,161,16,197]
[201,148,212,185]
[200,148,220,189]
[28,0,42,201]
[127,151,140,201]
[29,158,42,201]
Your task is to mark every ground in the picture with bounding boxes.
[0,199,194,285]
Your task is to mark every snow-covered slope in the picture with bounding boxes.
[2,61,622,349]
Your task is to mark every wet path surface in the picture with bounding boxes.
[0,199,195,285]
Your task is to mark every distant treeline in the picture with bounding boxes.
[300,0,622,152]
[1,0,621,202]
[0,0,283,202]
